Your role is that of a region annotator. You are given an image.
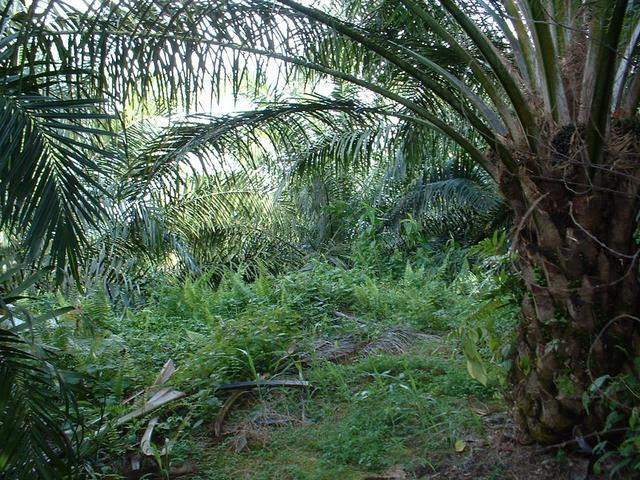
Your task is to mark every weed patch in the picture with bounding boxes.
[12,242,520,478]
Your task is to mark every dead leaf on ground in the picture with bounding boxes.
[362,329,415,356]
[123,358,177,405]
[231,431,249,453]
[152,359,177,387]
[140,416,160,456]
[115,388,186,427]
[467,398,491,416]
[304,336,360,363]
[454,439,467,452]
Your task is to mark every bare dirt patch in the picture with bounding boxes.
[420,412,607,480]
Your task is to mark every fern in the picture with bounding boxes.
[79,288,112,334]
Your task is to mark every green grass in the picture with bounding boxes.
[191,341,487,479]
[28,243,519,478]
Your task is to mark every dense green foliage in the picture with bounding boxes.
[11,234,517,478]
[3,0,640,477]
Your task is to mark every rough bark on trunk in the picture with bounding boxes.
[502,121,640,443]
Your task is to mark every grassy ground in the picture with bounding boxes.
[20,242,640,478]
[37,244,520,478]
[190,336,494,480]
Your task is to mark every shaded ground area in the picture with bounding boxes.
[92,262,618,479]
[181,333,609,480]
[423,413,595,480]
[194,402,600,480]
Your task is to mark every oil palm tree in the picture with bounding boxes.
[0,3,308,474]
[81,115,305,300]
[115,0,638,443]
[0,0,113,282]
[1,0,304,284]
[140,91,506,255]
[106,0,640,442]
[202,0,640,444]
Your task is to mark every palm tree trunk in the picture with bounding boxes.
[501,121,640,443]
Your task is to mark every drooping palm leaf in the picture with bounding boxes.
[0,287,81,479]
[1,4,114,278]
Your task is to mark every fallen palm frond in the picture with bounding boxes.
[298,327,430,366]
[114,359,186,428]
[306,336,360,363]
[361,328,417,356]
[251,411,312,427]
[218,379,311,391]
[140,417,162,457]
[214,390,252,437]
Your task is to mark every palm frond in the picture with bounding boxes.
[1,6,114,277]
[0,94,111,277]
[0,323,80,478]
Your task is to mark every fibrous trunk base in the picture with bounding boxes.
[501,121,640,443]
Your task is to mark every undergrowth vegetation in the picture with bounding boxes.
[4,231,521,478]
